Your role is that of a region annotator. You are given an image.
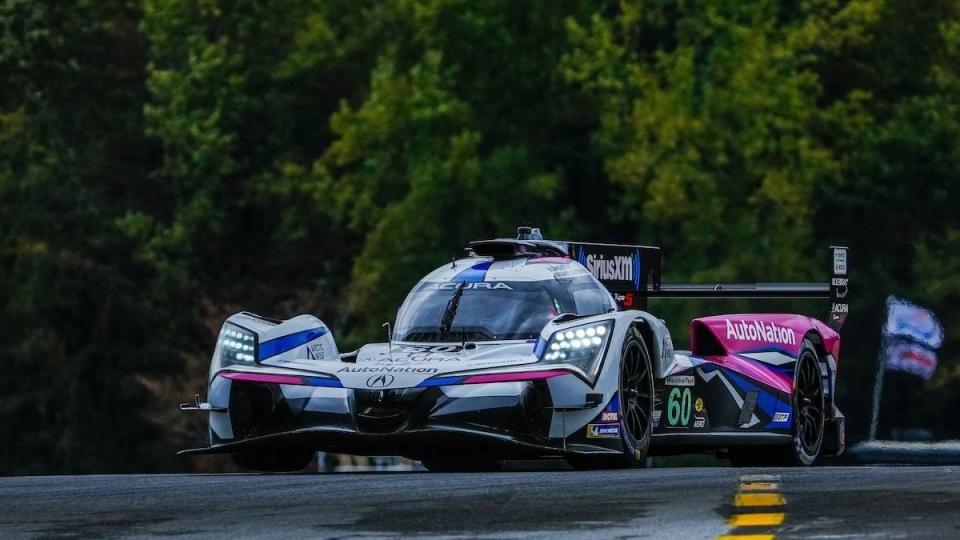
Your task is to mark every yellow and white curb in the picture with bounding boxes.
[718,475,785,540]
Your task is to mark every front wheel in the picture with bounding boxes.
[567,327,653,469]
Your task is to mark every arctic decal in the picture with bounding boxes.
[725,319,797,346]
[601,412,619,423]
[665,375,695,387]
[338,366,438,374]
[586,423,621,438]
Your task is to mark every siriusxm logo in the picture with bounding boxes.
[725,319,797,346]
[584,254,633,282]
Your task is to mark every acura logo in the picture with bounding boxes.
[366,374,395,388]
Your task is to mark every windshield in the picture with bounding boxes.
[394,276,615,342]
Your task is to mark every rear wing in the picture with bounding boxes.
[642,246,850,331]
[468,228,848,331]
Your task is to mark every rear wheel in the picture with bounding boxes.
[567,327,653,469]
[728,339,825,467]
[231,448,315,472]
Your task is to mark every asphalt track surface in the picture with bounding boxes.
[0,466,957,539]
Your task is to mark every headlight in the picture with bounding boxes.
[539,320,612,380]
[218,323,257,366]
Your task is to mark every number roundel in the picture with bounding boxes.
[666,387,693,427]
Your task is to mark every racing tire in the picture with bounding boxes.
[230,448,315,472]
[420,458,502,472]
[567,327,654,470]
[728,339,825,467]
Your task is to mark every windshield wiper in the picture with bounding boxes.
[440,282,467,334]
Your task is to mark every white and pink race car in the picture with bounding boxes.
[181,227,849,471]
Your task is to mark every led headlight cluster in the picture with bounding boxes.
[219,324,256,366]
[539,320,612,379]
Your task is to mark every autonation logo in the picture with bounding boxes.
[725,319,796,346]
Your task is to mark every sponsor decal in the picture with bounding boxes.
[428,282,513,290]
[652,410,662,427]
[831,277,849,287]
[833,248,847,275]
[399,345,463,353]
[376,354,460,364]
[308,343,326,360]
[601,412,618,423]
[832,303,849,314]
[584,253,634,282]
[613,292,634,307]
[724,319,797,345]
[338,366,438,374]
[546,264,589,280]
[586,423,620,439]
[773,412,790,423]
[693,416,706,429]
[694,397,704,413]
[666,375,695,387]
[366,374,395,388]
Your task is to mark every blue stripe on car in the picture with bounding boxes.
[452,261,493,283]
[258,327,328,361]
[305,377,343,388]
[417,376,462,387]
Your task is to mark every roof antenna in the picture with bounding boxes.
[382,321,392,356]
[451,256,456,269]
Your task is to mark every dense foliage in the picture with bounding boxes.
[2,0,958,473]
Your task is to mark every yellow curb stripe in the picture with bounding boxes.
[727,513,786,526]
[718,536,775,540]
[734,493,785,507]
[739,482,778,491]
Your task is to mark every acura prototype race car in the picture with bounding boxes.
[181,227,850,472]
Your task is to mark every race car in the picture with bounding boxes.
[180,227,849,471]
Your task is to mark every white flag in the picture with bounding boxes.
[884,296,944,349]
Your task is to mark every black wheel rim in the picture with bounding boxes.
[621,342,652,442]
[795,352,824,454]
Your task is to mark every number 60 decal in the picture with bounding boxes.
[667,387,692,426]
